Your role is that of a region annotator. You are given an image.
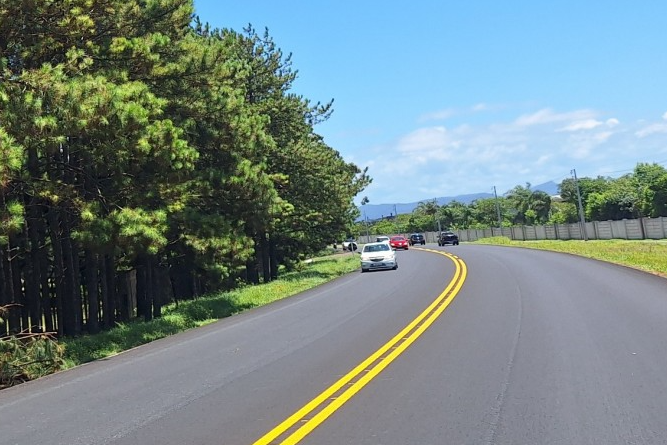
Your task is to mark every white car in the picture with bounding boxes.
[375,235,390,244]
[360,242,398,272]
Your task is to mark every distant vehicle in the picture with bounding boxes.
[342,238,358,251]
[360,242,398,272]
[389,236,409,250]
[438,231,459,246]
[375,235,390,243]
[409,233,425,246]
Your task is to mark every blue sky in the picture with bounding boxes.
[193,1,667,205]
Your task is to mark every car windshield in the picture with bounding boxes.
[364,244,391,252]
[391,237,405,241]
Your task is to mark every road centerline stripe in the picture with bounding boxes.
[251,249,466,445]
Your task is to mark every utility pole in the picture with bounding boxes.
[361,197,370,242]
[493,186,502,233]
[571,168,588,241]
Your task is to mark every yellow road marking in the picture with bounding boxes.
[252,248,467,445]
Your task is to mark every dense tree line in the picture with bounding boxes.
[360,163,667,235]
[0,0,370,336]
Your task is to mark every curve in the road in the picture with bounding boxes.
[252,248,467,445]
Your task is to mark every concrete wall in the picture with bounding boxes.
[358,217,667,244]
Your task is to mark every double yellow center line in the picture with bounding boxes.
[252,249,467,445]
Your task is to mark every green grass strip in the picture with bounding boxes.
[474,237,667,277]
[62,253,360,368]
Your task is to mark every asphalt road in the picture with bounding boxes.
[2,245,667,445]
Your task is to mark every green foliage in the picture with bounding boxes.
[505,183,551,225]
[0,200,24,237]
[470,198,503,227]
[548,201,578,224]
[113,207,168,256]
[441,200,473,229]
[586,175,638,221]
[0,128,22,185]
[559,176,610,208]
[1,332,66,389]
[408,200,440,232]
[372,218,400,236]
[633,163,667,217]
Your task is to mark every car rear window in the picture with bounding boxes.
[364,244,391,252]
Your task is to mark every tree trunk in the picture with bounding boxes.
[260,232,271,283]
[152,260,164,319]
[63,214,83,335]
[2,239,21,334]
[269,235,279,280]
[101,253,117,328]
[37,216,54,333]
[25,147,44,332]
[47,206,66,336]
[81,156,100,333]
[245,257,259,284]
[11,233,29,332]
[145,256,154,321]
[135,256,148,321]
[0,245,10,335]
[169,259,194,300]
[56,212,80,336]
[61,145,83,336]
[24,213,43,332]
[84,249,100,334]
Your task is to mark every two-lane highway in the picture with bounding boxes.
[2,245,667,444]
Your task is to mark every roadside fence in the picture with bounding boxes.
[357,216,667,244]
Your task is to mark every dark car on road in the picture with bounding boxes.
[409,233,425,246]
[438,231,459,246]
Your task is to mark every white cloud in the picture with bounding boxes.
[556,115,620,132]
[514,108,596,127]
[355,107,667,203]
[396,127,456,160]
[418,109,456,122]
[558,119,603,132]
[566,131,615,159]
[635,123,667,138]
[663,111,667,120]
[536,154,552,165]
[418,103,499,123]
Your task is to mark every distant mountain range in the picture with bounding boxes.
[358,181,559,221]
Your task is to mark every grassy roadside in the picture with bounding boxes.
[61,252,360,367]
[473,237,667,277]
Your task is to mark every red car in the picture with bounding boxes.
[389,236,409,250]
